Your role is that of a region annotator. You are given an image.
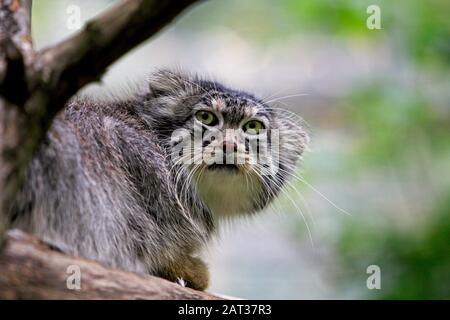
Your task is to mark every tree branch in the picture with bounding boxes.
[0,0,33,61]
[0,0,34,241]
[35,0,199,118]
[0,230,222,299]
[0,0,202,241]
[0,0,33,105]
[0,37,28,105]
[0,0,224,300]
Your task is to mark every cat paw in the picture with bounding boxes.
[176,278,187,287]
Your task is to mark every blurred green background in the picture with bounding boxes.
[32,0,449,299]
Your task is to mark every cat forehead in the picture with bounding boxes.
[211,97,257,114]
[198,93,267,118]
[209,97,264,126]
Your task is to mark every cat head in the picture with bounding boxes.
[140,69,309,218]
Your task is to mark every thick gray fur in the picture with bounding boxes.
[10,69,308,282]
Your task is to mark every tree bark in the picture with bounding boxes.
[0,0,199,240]
[0,0,34,242]
[0,0,228,300]
[0,229,222,299]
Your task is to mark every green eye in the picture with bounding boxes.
[243,120,265,134]
[195,111,218,126]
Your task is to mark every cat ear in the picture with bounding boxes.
[148,69,194,98]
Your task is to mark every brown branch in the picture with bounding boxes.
[0,0,34,240]
[0,0,33,104]
[35,0,199,119]
[0,0,202,241]
[0,0,227,301]
[0,229,222,299]
[0,37,28,105]
[0,0,33,61]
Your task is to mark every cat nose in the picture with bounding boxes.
[223,141,238,153]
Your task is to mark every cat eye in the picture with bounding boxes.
[195,110,218,126]
[243,120,265,134]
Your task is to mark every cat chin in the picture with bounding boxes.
[194,168,262,218]
[206,163,239,172]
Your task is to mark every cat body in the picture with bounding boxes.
[10,70,308,290]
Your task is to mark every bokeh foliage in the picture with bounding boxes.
[178,0,450,298]
[236,0,450,299]
[32,0,449,299]
[338,194,450,299]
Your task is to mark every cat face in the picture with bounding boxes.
[143,70,309,217]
